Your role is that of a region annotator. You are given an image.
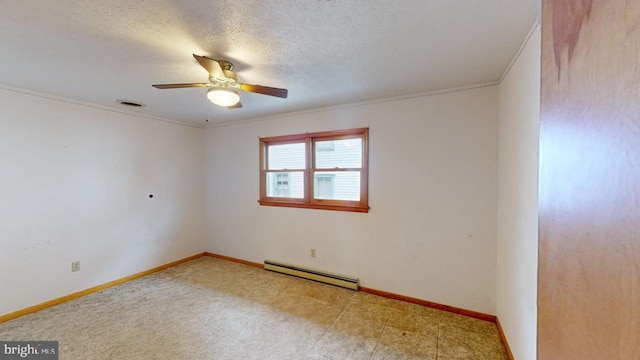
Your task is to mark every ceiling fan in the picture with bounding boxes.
[152,54,288,108]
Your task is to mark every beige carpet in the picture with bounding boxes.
[0,257,507,359]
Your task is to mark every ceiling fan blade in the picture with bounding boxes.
[152,83,210,89]
[240,83,288,98]
[193,54,225,80]
[227,101,243,109]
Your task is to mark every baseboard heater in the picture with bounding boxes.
[264,260,359,291]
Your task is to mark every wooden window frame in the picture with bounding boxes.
[259,128,369,213]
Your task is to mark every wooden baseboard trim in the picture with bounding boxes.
[0,252,207,324]
[359,286,497,323]
[496,317,515,360]
[203,252,264,269]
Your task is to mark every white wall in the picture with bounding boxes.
[0,88,206,315]
[496,25,540,360]
[204,86,498,314]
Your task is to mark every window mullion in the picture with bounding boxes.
[305,137,312,203]
[259,140,266,201]
[264,142,268,171]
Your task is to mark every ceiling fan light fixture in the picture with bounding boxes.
[207,88,240,107]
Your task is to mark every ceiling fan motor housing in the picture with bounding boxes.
[210,68,239,90]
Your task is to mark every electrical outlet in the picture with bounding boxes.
[310,249,316,258]
[71,261,80,272]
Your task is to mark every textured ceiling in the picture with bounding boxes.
[0,1,539,127]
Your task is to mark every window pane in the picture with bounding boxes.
[315,138,362,169]
[266,172,304,198]
[314,171,360,201]
[268,142,305,170]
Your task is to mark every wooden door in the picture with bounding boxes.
[539,0,640,358]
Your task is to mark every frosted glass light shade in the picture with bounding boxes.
[207,88,240,106]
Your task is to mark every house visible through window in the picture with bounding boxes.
[315,141,335,152]
[274,173,290,197]
[314,174,335,199]
[259,128,369,213]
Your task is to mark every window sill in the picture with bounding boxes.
[258,200,369,213]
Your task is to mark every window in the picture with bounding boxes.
[259,128,369,213]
